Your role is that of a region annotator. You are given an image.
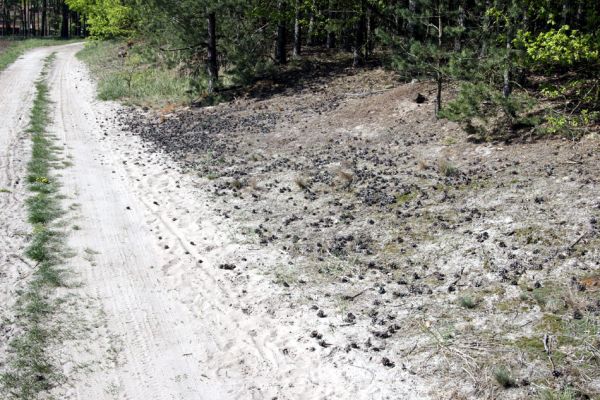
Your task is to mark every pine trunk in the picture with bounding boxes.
[503,22,512,99]
[408,0,417,39]
[61,1,69,39]
[353,0,366,67]
[480,0,491,57]
[454,1,465,51]
[41,0,47,37]
[293,1,301,57]
[326,0,335,49]
[435,9,443,117]
[206,12,218,94]
[307,0,315,46]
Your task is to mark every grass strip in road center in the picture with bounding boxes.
[0,53,69,399]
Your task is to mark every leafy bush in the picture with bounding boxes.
[517,25,599,68]
[66,0,134,39]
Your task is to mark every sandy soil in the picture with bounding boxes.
[36,45,426,399]
[1,43,598,400]
[122,59,600,398]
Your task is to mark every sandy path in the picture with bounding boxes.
[0,46,59,360]
[41,45,424,399]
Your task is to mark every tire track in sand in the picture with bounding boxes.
[47,44,423,400]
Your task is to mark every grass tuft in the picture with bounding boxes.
[538,388,578,400]
[493,366,516,388]
[458,296,477,309]
[438,158,460,177]
[76,40,190,107]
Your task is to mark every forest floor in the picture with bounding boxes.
[0,43,598,400]
[122,55,600,399]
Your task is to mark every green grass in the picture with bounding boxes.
[437,158,460,177]
[76,40,191,107]
[395,190,418,205]
[493,366,516,388]
[458,296,477,309]
[0,53,69,399]
[538,388,578,400]
[0,38,76,73]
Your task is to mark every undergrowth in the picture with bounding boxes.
[76,40,190,107]
[0,53,69,399]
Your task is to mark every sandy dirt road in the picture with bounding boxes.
[6,44,425,399]
[0,46,58,361]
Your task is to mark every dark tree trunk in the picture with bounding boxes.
[82,16,88,36]
[342,26,352,52]
[61,1,69,39]
[479,0,491,57]
[21,0,26,37]
[503,21,512,99]
[575,1,583,28]
[307,0,315,46]
[74,12,82,36]
[408,0,417,38]
[4,7,9,35]
[41,0,47,37]
[562,1,570,26]
[435,11,443,117]
[365,7,373,60]
[12,8,17,35]
[326,0,335,49]
[206,11,218,94]
[293,0,301,57]
[522,7,529,32]
[275,1,287,65]
[454,0,465,51]
[326,31,336,49]
[353,0,366,67]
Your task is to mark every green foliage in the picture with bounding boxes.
[493,366,516,388]
[517,25,600,68]
[537,388,577,400]
[441,82,537,141]
[61,0,600,136]
[542,109,600,138]
[458,296,477,309]
[77,41,190,106]
[66,0,134,39]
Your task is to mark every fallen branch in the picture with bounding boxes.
[543,334,557,374]
[341,289,368,301]
[159,42,206,52]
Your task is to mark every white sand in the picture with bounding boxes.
[1,44,427,400]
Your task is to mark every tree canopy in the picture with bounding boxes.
[3,0,598,138]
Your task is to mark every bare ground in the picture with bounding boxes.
[42,45,426,399]
[123,63,600,399]
[0,45,598,400]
